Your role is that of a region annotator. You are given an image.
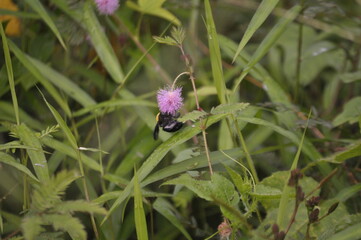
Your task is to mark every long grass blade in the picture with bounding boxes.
[232,5,301,93]
[8,40,72,117]
[134,169,149,240]
[0,152,39,182]
[83,2,124,84]
[0,23,19,125]
[204,0,227,104]
[232,0,279,63]
[24,0,67,50]
[276,111,311,229]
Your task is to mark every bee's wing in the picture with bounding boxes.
[153,123,160,140]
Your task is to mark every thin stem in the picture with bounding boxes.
[178,44,212,174]
[171,71,190,90]
[295,0,305,102]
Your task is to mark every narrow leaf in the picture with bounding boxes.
[0,152,39,182]
[134,169,149,240]
[327,222,361,240]
[0,23,19,125]
[83,2,124,84]
[24,0,67,50]
[232,0,279,62]
[153,198,192,240]
[14,124,50,182]
[8,40,72,116]
[232,5,301,93]
[204,0,227,104]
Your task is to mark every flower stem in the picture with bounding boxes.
[178,44,213,175]
[171,72,190,90]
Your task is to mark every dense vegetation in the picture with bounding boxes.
[1,0,361,239]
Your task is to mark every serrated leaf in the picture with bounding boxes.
[43,214,86,240]
[152,36,178,46]
[211,103,249,115]
[22,215,45,240]
[177,110,208,122]
[0,152,39,182]
[53,200,107,215]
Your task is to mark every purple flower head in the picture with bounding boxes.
[157,87,183,115]
[94,0,119,15]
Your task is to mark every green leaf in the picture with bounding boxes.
[327,222,361,240]
[53,200,107,215]
[0,23,19,125]
[163,173,239,206]
[40,94,78,150]
[153,198,192,240]
[29,56,96,107]
[277,113,310,229]
[83,2,124,84]
[41,137,101,172]
[0,152,39,182]
[335,183,361,202]
[7,40,72,117]
[102,113,229,224]
[177,110,208,122]
[340,71,361,83]
[204,0,227,104]
[152,36,178,46]
[22,215,45,240]
[211,103,249,115]
[73,99,156,117]
[232,0,279,62]
[24,0,67,50]
[333,97,361,126]
[321,141,361,164]
[134,169,149,240]
[12,124,50,182]
[43,214,86,240]
[126,0,180,26]
[232,5,301,93]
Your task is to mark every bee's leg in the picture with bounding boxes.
[153,123,160,140]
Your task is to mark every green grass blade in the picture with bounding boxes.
[0,152,39,182]
[39,92,78,150]
[277,111,310,229]
[28,57,96,107]
[13,124,50,182]
[0,23,20,125]
[327,222,361,240]
[24,0,67,50]
[102,113,229,224]
[204,0,227,104]
[232,0,279,63]
[41,137,101,172]
[232,5,301,93]
[83,2,124,84]
[73,99,157,117]
[134,169,149,240]
[8,40,72,117]
[153,198,192,240]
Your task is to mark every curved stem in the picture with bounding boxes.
[171,71,190,90]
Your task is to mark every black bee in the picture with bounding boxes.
[153,112,183,140]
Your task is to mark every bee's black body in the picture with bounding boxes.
[153,112,183,140]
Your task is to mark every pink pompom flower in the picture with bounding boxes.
[94,0,119,15]
[157,87,183,115]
